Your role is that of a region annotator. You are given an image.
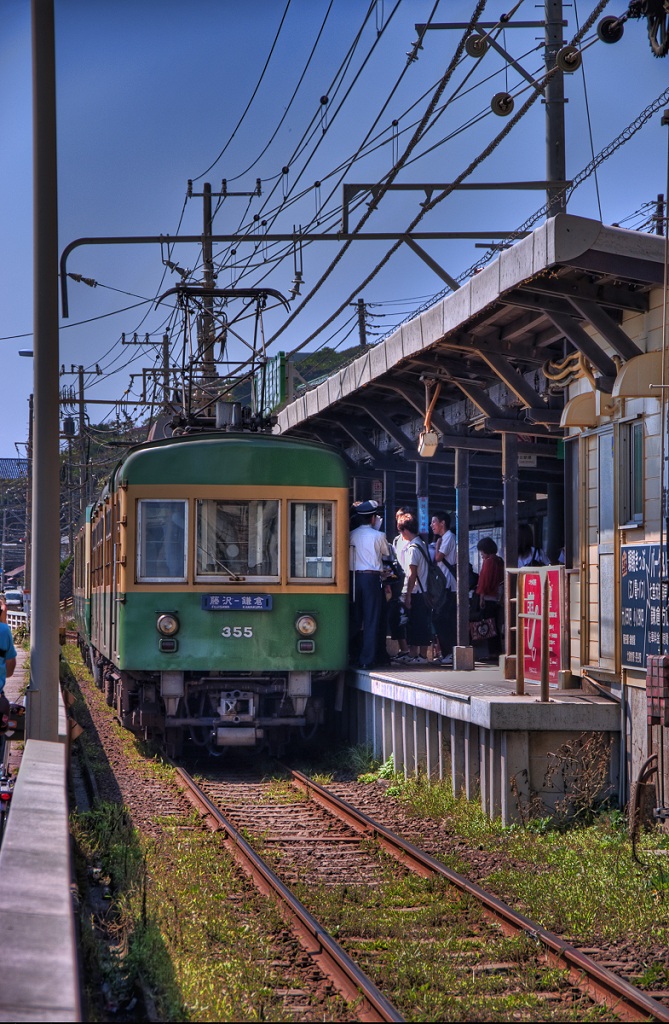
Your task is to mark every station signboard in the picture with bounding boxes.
[620,543,668,669]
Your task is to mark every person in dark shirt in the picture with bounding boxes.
[475,537,505,660]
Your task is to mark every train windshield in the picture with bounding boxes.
[196,500,279,579]
[289,502,334,579]
[137,500,188,582]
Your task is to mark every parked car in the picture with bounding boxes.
[4,590,23,610]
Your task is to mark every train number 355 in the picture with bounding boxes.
[221,626,254,638]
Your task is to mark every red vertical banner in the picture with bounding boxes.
[522,568,562,684]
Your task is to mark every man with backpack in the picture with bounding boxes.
[392,511,432,665]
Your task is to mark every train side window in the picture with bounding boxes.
[196,500,279,579]
[289,502,334,580]
[137,500,188,582]
[620,420,644,526]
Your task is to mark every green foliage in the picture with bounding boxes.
[384,774,669,950]
[294,857,604,1021]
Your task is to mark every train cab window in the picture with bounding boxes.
[137,500,188,582]
[196,500,279,579]
[289,502,334,580]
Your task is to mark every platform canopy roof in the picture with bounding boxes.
[275,214,666,509]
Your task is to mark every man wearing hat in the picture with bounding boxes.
[349,501,391,669]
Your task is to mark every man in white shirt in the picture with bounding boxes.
[349,501,391,668]
[431,512,457,667]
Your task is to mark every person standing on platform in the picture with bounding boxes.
[393,511,431,665]
[517,524,549,567]
[349,501,391,669]
[0,599,16,725]
[475,537,505,661]
[431,512,457,667]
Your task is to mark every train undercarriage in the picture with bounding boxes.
[83,641,338,757]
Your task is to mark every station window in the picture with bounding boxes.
[196,499,279,579]
[289,502,334,580]
[620,420,644,526]
[137,500,188,582]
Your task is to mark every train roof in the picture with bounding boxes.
[112,431,349,489]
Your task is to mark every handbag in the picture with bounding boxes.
[469,617,497,642]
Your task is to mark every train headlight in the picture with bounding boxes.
[295,614,317,637]
[157,613,180,637]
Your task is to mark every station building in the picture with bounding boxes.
[275,213,669,819]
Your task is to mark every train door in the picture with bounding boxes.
[582,428,617,672]
[103,504,113,657]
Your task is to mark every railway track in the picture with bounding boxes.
[177,764,669,1023]
[175,764,402,1023]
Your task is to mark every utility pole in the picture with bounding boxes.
[655,193,666,236]
[356,298,367,347]
[545,0,567,216]
[29,0,60,742]
[163,333,170,405]
[78,365,88,509]
[201,182,216,382]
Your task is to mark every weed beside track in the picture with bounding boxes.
[197,767,618,1021]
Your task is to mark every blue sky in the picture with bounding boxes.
[1,0,668,459]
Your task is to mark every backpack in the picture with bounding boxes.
[528,547,547,567]
[413,540,448,613]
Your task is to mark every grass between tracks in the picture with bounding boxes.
[63,645,345,1022]
[334,745,669,984]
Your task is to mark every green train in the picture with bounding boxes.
[73,432,350,756]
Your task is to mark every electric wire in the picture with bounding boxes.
[226,0,335,183]
[192,0,293,183]
[279,0,612,359]
[214,1,400,291]
[210,7,541,299]
[223,0,484,307]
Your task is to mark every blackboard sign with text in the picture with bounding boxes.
[620,543,668,669]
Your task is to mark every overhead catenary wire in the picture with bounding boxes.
[252,1,492,351]
[191,0,293,183]
[210,6,540,301]
[279,0,612,361]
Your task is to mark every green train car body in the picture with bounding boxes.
[74,432,350,755]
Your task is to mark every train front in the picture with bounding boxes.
[107,433,349,756]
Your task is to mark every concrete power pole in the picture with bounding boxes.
[201,182,217,383]
[28,0,60,742]
[78,365,88,510]
[24,394,33,625]
[545,0,567,217]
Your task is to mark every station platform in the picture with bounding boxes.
[0,647,80,1022]
[345,660,621,824]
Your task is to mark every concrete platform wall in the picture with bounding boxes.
[345,684,620,826]
[0,739,81,1022]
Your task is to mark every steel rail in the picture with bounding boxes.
[289,768,669,1024]
[174,766,404,1024]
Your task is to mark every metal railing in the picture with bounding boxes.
[6,610,27,633]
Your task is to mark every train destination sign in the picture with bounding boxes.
[621,543,668,668]
[202,594,273,611]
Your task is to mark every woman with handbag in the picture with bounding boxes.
[474,537,505,661]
